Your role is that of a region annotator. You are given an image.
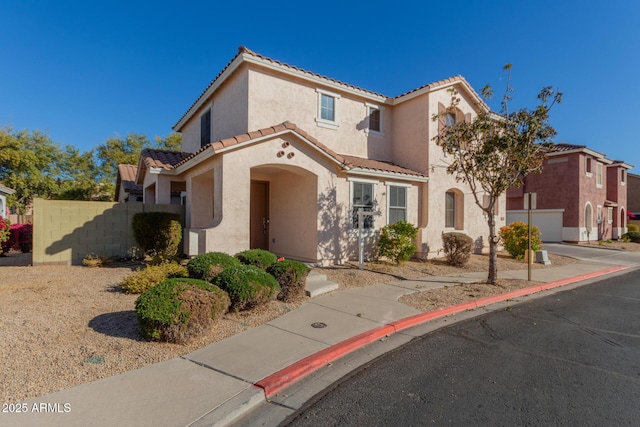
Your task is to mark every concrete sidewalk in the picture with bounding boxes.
[3,259,633,427]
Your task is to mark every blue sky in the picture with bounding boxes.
[2,1,639,171]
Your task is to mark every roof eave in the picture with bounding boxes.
[347,168,428,183]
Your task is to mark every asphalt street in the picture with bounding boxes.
[284,268,640,426]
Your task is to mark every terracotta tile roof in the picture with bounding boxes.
[117,164,142,193]
[173,122,346,169]
[341,155,427,178]
[547,143,587,152]
[171,122,425,180]
[140,149,190,170]
[174,46,478,129]
[394,75,465,99]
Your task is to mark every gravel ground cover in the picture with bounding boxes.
[0,243,621,402]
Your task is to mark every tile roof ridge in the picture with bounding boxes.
[394,74,467,99]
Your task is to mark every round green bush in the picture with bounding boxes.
[121,262,188,294]
[135,278,230,344]
[267,260,311,302]
[442,232,474,267]
[627,223,639,232]
[499,221,541,259]
[187,252,241,281]
[131,212,182,262]
[622,231,640,243]
[214,265,280,311]
[377,221,418,265]
[234,249,278,270]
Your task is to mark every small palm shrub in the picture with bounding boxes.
[122,262,188,294]
[187,252,241,281]
[267,260,311,302]
[627,223,639,232]
[235,249,278,270]
[214,265,280,311]
[135,278,230,344]
[622,231,640,243]
[499,221,542,259]
[442,232,474,267]
[131,212,182,263]
[377,221,419,265]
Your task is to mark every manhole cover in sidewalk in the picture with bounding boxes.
[311,322,327,328]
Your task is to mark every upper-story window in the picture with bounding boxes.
[621,169,626,185]
[316,88,340,129]
[585,157,593,176]
[200,107,212,148]
[596,162,603,187]
[445,112,456,127]
[366,103,382,134]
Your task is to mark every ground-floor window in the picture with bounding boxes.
[351,181,375,230]
[388,185,407,224]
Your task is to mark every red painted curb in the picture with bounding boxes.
[254,324,395,397]
[254,265,630,398]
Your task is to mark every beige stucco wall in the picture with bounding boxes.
[33,199,184,266]
[181,66,250,153]
[246,67,393,160]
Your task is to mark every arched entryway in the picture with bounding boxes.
[250,164,318,262]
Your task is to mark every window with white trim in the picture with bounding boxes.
[621,169,626,185]
[608,207,613,224]
[388,185,407,224]
[585,157,593,176]
[596,162,603,187]
[597,205,603,223]
[316,89,340,129]
[351,181,375,229]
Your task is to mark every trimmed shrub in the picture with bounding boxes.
[622,231,640,243]
[0,218,14,254]
[235,249,278,270]
[377,221,419,265]
[214,265,280,311]
[131,212,182,263]
[135,278,230,344]
[122,262,189,294]
[442,232,474,267]
[627,223,639,232]
[499,221,542,259]
[15,223,33,253]
[187,252,242,281]
[267,260,311,302]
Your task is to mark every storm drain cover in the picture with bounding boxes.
[311,322,327,329]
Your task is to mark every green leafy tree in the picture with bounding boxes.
[0,128,61,212]
[432,65,561,284]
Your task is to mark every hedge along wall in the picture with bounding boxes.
[33,198,185,266]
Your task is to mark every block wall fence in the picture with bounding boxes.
[33,199,185,266]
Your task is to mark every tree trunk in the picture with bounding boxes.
[487,215,498,285]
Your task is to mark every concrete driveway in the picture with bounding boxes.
[544,243,640,267]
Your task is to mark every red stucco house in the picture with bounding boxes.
[506,143,632,243]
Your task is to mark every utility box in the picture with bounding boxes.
[535,250,551,265]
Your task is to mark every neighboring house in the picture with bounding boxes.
[117,163,186,204]
[115,164,143,202]
[626,172,640,215]
[0,183,15,219]
[506,143,632,242]
[135,46,506,265]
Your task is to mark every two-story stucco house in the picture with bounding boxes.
[135,47,505,265]
[506,143,632,243]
